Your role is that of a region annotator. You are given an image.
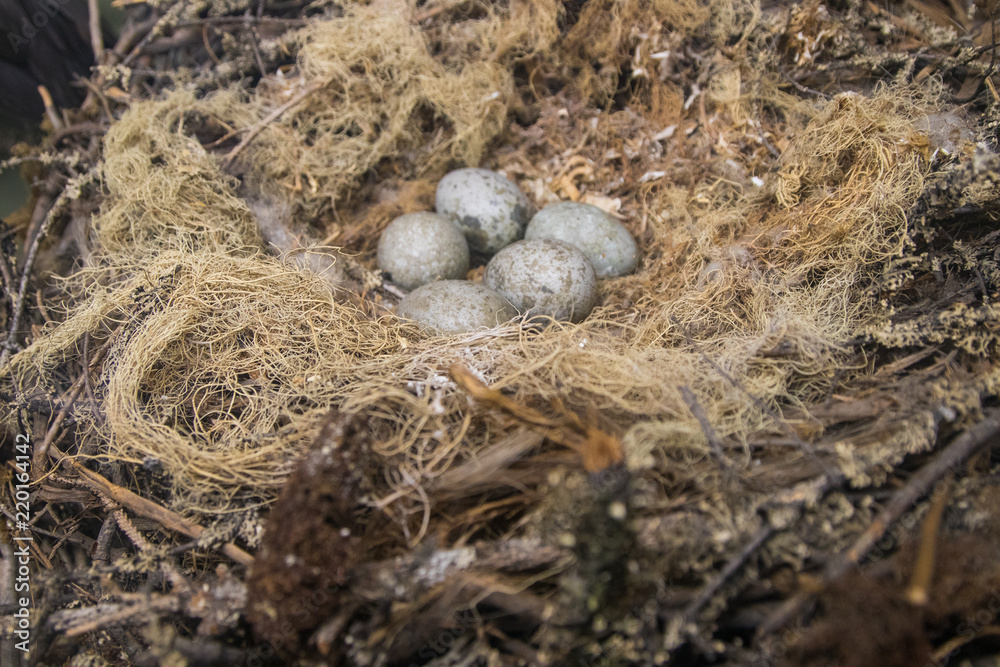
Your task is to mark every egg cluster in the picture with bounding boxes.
[378,168,638,334]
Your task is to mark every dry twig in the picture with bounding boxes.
[222,81,324,168]
[905,479,950,606]
[35,326,121,465]
[1,169,97,368]
[449,364,623,473]
[679,384,732,471]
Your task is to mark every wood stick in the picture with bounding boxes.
[70,464,253,567]
[906,478,950,606]
[758,408,1000,636]
[88,0,104,61]
[681,524,773,622]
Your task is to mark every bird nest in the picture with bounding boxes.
[3,0,1000,665]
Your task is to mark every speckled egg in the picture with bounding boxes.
[484,239,597,323]
[524,202,638,277]
[396,280,518,334]
[377,212,470,290]
[435,168,535,256]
